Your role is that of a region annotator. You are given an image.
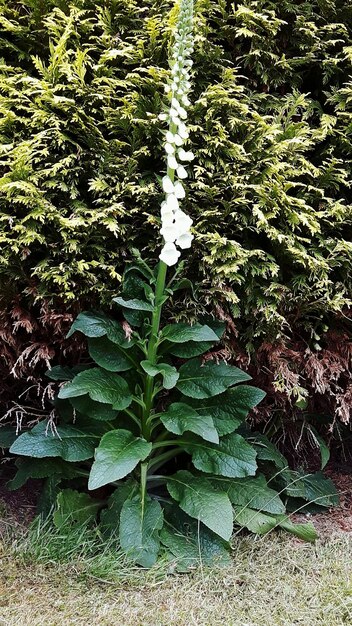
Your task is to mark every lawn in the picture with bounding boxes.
[0,506,351,626]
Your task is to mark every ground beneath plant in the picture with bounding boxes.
[0,467,351,625]
[0,524,351,626]
[292,469,352,535]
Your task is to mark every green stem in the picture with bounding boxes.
[139,121,178,504]
[152,439,181,450]
[123,407,141,427]
[141,260,168,440]
[148,449,183,473]
[140,461,148,510]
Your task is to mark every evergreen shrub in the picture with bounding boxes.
[0,0,351,434]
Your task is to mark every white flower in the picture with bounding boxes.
[165,193,179,211]
[159,242,181,266]
[166,131,175,143]
[174,209,193,232]
[161,209,174,224]
[178,107,187,119]
[178,123,188,139]
[174,181,185,199]
[159,112,168,121]
[165,143,175,154]
[174,134,183,146]
[177,165,188,179]
[167,155,178,169]
[176,232,194,249]
[160,224,178,242]
[162,175,174,194]
[178,148,194,161]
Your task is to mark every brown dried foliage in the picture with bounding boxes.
[0,297,84,423]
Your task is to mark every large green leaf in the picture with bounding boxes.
[167,321,225,358]
[281,470,339,508]
[213,474,285,514]
[88,429,152,490]
[167,470,233,541]
[161,323,219,344]
[70,395,118,421]
[277,517,318,542]
[183,433,257,478]
[58,368,132,411]
[168,341,215,359]
[88,336,134,372]
[37,476,61,519]
[234,508,318,542]
[234,507,277,535]
[161,505,230,572]
[53,489,101,528]
[10,422,97,461]
[186,386,266,436]
[46,365,88,381]
[100,480,138,537]
[119,495,164,567]
[141,360,179,390]
[7,457,80,491]
[66,311,132,347]
[113,297,154,312]
[176,358,251,399]
[160,402,219,444]
[246,433,287,469]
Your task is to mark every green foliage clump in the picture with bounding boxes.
[0,0,351,344]
[7,261,338,568]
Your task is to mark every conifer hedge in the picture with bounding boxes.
[1,0,351,435]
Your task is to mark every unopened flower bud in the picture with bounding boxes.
[167,155,178,169]
[177,165,188,179]
[162,175,174,194]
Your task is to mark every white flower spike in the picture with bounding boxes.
[158,0,194,267]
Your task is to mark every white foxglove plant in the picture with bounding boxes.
[9,0,328,570]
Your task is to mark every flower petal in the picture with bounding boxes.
[159,242,181,266]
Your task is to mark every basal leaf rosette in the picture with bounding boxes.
[9,304,330,568]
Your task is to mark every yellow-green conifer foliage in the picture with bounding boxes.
[0,0,351,344]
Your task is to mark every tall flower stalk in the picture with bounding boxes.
[141,0,195,447]
[159,0,195,267]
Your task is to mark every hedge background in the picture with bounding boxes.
[1,0,351,454]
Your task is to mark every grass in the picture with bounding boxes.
[0,510,351,626]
